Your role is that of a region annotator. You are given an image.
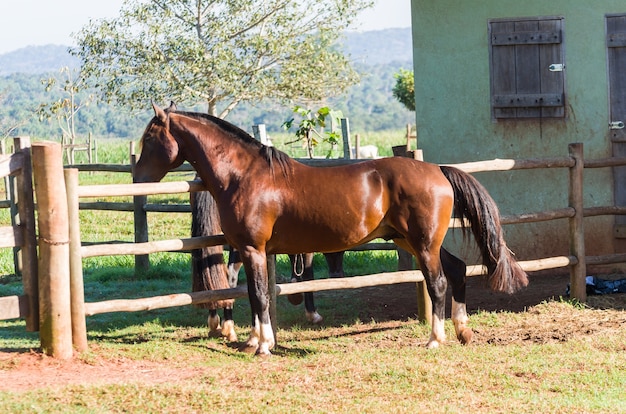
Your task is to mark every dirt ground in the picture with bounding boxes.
[1,272,625,393]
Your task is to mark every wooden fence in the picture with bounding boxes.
[0,137,38,332]
[6,139,626,359]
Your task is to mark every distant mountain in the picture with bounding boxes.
[342,28,412,65]
[0,45,80,75]
[0,29,414,138]
[0,28,412,75]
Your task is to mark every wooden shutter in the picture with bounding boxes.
[607,14,626,142]
[607,14,626,237]
[489,17,565,119]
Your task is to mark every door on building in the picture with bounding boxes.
[607,14,626,240]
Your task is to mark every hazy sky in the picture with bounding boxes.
[0,0,411,54]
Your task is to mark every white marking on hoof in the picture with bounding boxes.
[451,299,473,344]
[427,314,446,348]
[221,320,238,342]
[251,322,274,356]
[426,338,441,349]
[208,314,221,333]
[260,322,275,350]
[305,310,323,324]
[244,318,261,351]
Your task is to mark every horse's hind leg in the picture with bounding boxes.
[403,242,447,349]
[325,251,345,278]
[208,308,221,334]
[302,254,322,324]
[441,248,473,345]
[221,306,238,342]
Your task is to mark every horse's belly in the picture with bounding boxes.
[266,214,388,254]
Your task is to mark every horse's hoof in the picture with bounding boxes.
[239,343,259,354]
[457,328,473,345]
[426,339,441,349]
[288,293,304,305]
[306,311,323,324]
[208,314,221,332]
[228,333,239,342]
[222,330,237,342]
[221,321,238,342]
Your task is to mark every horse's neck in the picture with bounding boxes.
[173,117,255,196]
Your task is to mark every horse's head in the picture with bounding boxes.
[134,102,185,183]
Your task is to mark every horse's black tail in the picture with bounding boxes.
[440,166,528,293]
[191,189,233,309]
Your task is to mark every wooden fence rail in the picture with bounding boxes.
[22,140,626,358]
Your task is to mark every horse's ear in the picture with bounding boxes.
[168,101,177,112]
[152,102,168,124]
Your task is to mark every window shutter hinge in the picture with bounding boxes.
[549,63,564,72]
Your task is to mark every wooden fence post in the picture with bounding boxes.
[65,168,88,352]
[14,137,39,332]
[130,142,150,273]
[4,139,22,277]
[354,134,361,159]
[341,118,351,159]
[568,143,586,302]
[32,142,73,359]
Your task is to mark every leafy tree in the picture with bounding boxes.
[37,67,95,151]
[72,0,373,118]
[392,68,415,112]
[282,106,343,158]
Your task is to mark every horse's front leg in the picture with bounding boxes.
[240,246,275,356]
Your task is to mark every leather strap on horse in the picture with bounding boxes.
[293,253,305,278]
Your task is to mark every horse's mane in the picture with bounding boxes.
[173,110,293,179]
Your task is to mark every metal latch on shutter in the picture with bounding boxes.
[610,121,625,129]
[548,63,564,72]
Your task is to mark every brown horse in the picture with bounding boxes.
[135,103,528,356]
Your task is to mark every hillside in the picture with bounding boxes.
[0,29,412,75]
[0,29,414,138]
[0,45,80,76]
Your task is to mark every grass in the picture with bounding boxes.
[1,301,624,412]
[1,134,625,412]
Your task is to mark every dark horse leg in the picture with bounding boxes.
[393,241,471,348]
[287,251,345,324]
[440,248,472,344]
[191,188,237,342]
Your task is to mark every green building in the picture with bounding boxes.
[411,1,626,267]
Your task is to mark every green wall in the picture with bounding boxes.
[411,0,626,261]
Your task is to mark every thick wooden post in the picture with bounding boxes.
[14,137,39,331]
[568,143,586,302]
[65,168,88,352]
[32,142,73,359]
[130,142,150,273]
